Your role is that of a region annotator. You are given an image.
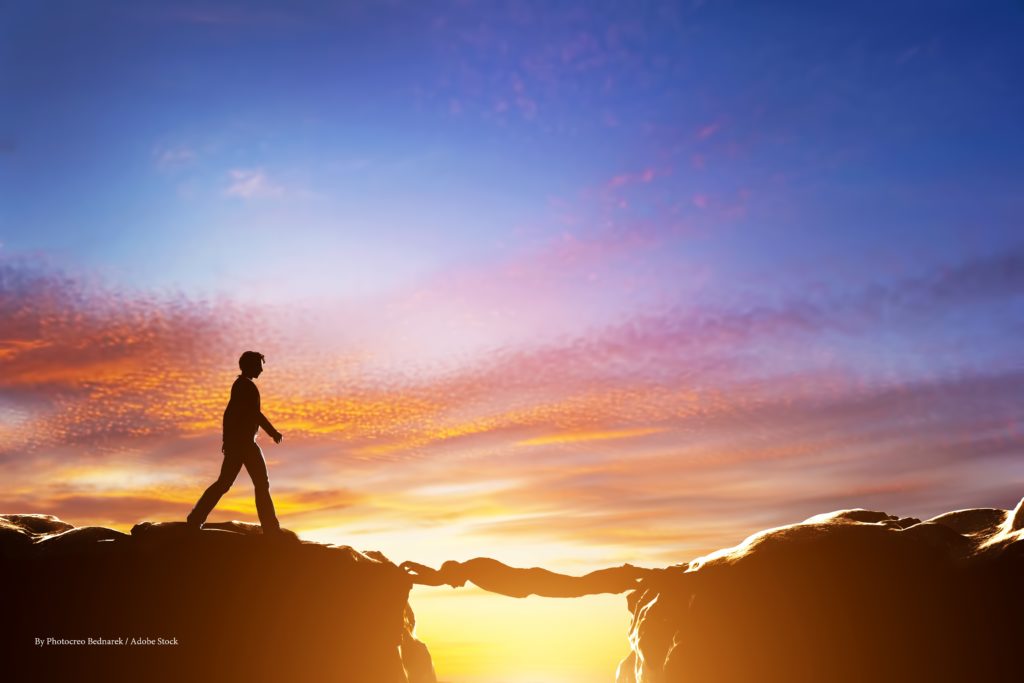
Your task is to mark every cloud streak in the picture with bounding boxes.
[224,168,286,198]
[1,243,1021,567]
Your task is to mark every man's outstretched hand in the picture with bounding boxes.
[272,431,284,445]
[400,561,447,586]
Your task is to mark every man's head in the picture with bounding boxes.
[238,351,266,379]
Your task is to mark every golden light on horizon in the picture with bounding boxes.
[518,427,668,446]
[412,587,628,683]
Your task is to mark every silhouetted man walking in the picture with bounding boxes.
[187,351,283,534]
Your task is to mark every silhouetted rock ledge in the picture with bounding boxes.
[6,501,1023,682]
[617,499,1024,683]
[1,516,436,683]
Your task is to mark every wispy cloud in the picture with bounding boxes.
[153,145,197,170]
[696,121,721,140]
[4,242,1019,454]
[604,167,659,190]
[1,244,1021,564]
[224,167,285,198]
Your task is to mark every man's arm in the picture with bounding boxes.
[249,382,282,444]
[258,412,283,443]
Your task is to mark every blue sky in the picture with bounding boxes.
[5,1,1021,300]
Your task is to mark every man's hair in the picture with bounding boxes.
[238,351,266,373]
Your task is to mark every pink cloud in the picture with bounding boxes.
[604,167,660,190]
[696,121,721,140]
[3,247,1022,564]
[224,168,285,199]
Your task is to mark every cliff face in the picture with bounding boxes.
[1,516,436,683]
[6,501,1022,682]
[617,500,1024,683]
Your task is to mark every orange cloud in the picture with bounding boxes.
[2,254,1022,573]
[518,427,667,446]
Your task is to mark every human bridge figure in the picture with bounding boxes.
[399,558,651,598]
[186,351,284,535]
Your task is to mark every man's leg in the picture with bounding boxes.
[243,443,281,533]
[186,447,245,528]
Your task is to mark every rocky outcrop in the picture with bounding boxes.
[7,500,1022,683]
[1,515,436,683]
[617,500,1024,683]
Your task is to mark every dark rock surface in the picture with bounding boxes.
[617,500,1024,683]
[1,515,436,683]
[7,500,1022,683]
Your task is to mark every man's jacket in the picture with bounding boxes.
[222,375,275,448]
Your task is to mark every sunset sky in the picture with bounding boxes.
[2,1,1023,681]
